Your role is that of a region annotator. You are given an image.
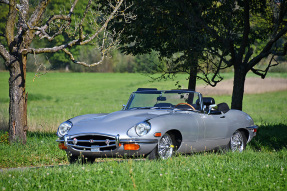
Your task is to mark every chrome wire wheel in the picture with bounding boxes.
[158,133,174,159]
[230,130,245,152]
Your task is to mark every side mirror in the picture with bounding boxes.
[122,104,126,110]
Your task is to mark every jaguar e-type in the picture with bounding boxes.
[56,89,257,163]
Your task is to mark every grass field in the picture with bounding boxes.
[0,71,286,190]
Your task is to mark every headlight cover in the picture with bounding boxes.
[135,121,151,136]
[57,121,73,137]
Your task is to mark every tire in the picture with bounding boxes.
[148,133,175,160]
[68,155,78,164]
[68,155,95,164]
[228,130,247,152]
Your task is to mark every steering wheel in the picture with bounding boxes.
[174,103,195,110]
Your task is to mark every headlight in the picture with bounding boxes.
[135,121,151,136]
[57,121,73,137]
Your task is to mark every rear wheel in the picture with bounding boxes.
[148,133,175,160]
[229,130,247,152]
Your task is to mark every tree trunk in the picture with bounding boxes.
[8,55,28,144]
[231,64,247,111]
[188,52,198,91]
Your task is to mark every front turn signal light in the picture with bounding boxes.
[124,144,140,150]
[154,132,162,137]
[58,143,67,150]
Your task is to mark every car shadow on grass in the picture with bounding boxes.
[249,123,287,151]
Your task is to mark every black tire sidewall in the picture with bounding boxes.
[228,130,247,151]
[148,133,175,160]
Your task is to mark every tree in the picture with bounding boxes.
[116,0,287,110]
[113,0,218,90]
[0,0,130,143]
[195,0,287,110]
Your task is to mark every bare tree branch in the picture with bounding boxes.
[206,48,231,68]
[197,52,224,87]
[28,0,51,27]
[32,0,78,40]
[247,25,287,71]
[69,0,78,17]
[80,0,124,46]
[251,55,280,79]
[0,0,21,9]
[0,42,10,63]
[0,0,9,5]
[243,47,253,64]
[118,1,136,23]
[62,48,104,67]
[61,29,122,67]
[21,0,124,54]
[33,14,72,41]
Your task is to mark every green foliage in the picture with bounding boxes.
[113,0,211,75]
[0,3,8,45]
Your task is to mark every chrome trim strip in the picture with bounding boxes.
[246,125,258,143]
[116,134,120,147]
[67,139,116,143]
[246,125,258,129]
[120,139,158,144]
[68,143,117,149]
[68,133,116,139]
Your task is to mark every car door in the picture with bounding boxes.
[198,112,229,150]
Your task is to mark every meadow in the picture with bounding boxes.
[0,71,286,190]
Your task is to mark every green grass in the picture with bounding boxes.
[0,150,286,190]
[0,132,67,168]
[0,71,287,190]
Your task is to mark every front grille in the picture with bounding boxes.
[66,134,117,152]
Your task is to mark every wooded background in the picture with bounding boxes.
[0,0,286,74]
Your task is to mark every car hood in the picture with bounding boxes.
[67,109,171,136]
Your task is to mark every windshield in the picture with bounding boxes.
[126,91,202,110]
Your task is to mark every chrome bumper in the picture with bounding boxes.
[246,125,258,143]
[56,134,158,152]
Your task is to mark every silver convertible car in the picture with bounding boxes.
[57,89,257,163]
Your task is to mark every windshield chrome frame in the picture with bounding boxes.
[124,90,204,111]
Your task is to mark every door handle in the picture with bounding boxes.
[220,116,225,118]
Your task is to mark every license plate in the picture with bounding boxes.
[91,145,100,152]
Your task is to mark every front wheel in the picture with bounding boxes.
[228,130,247,152]
[68,155,95,164]
[148,133,175,160]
